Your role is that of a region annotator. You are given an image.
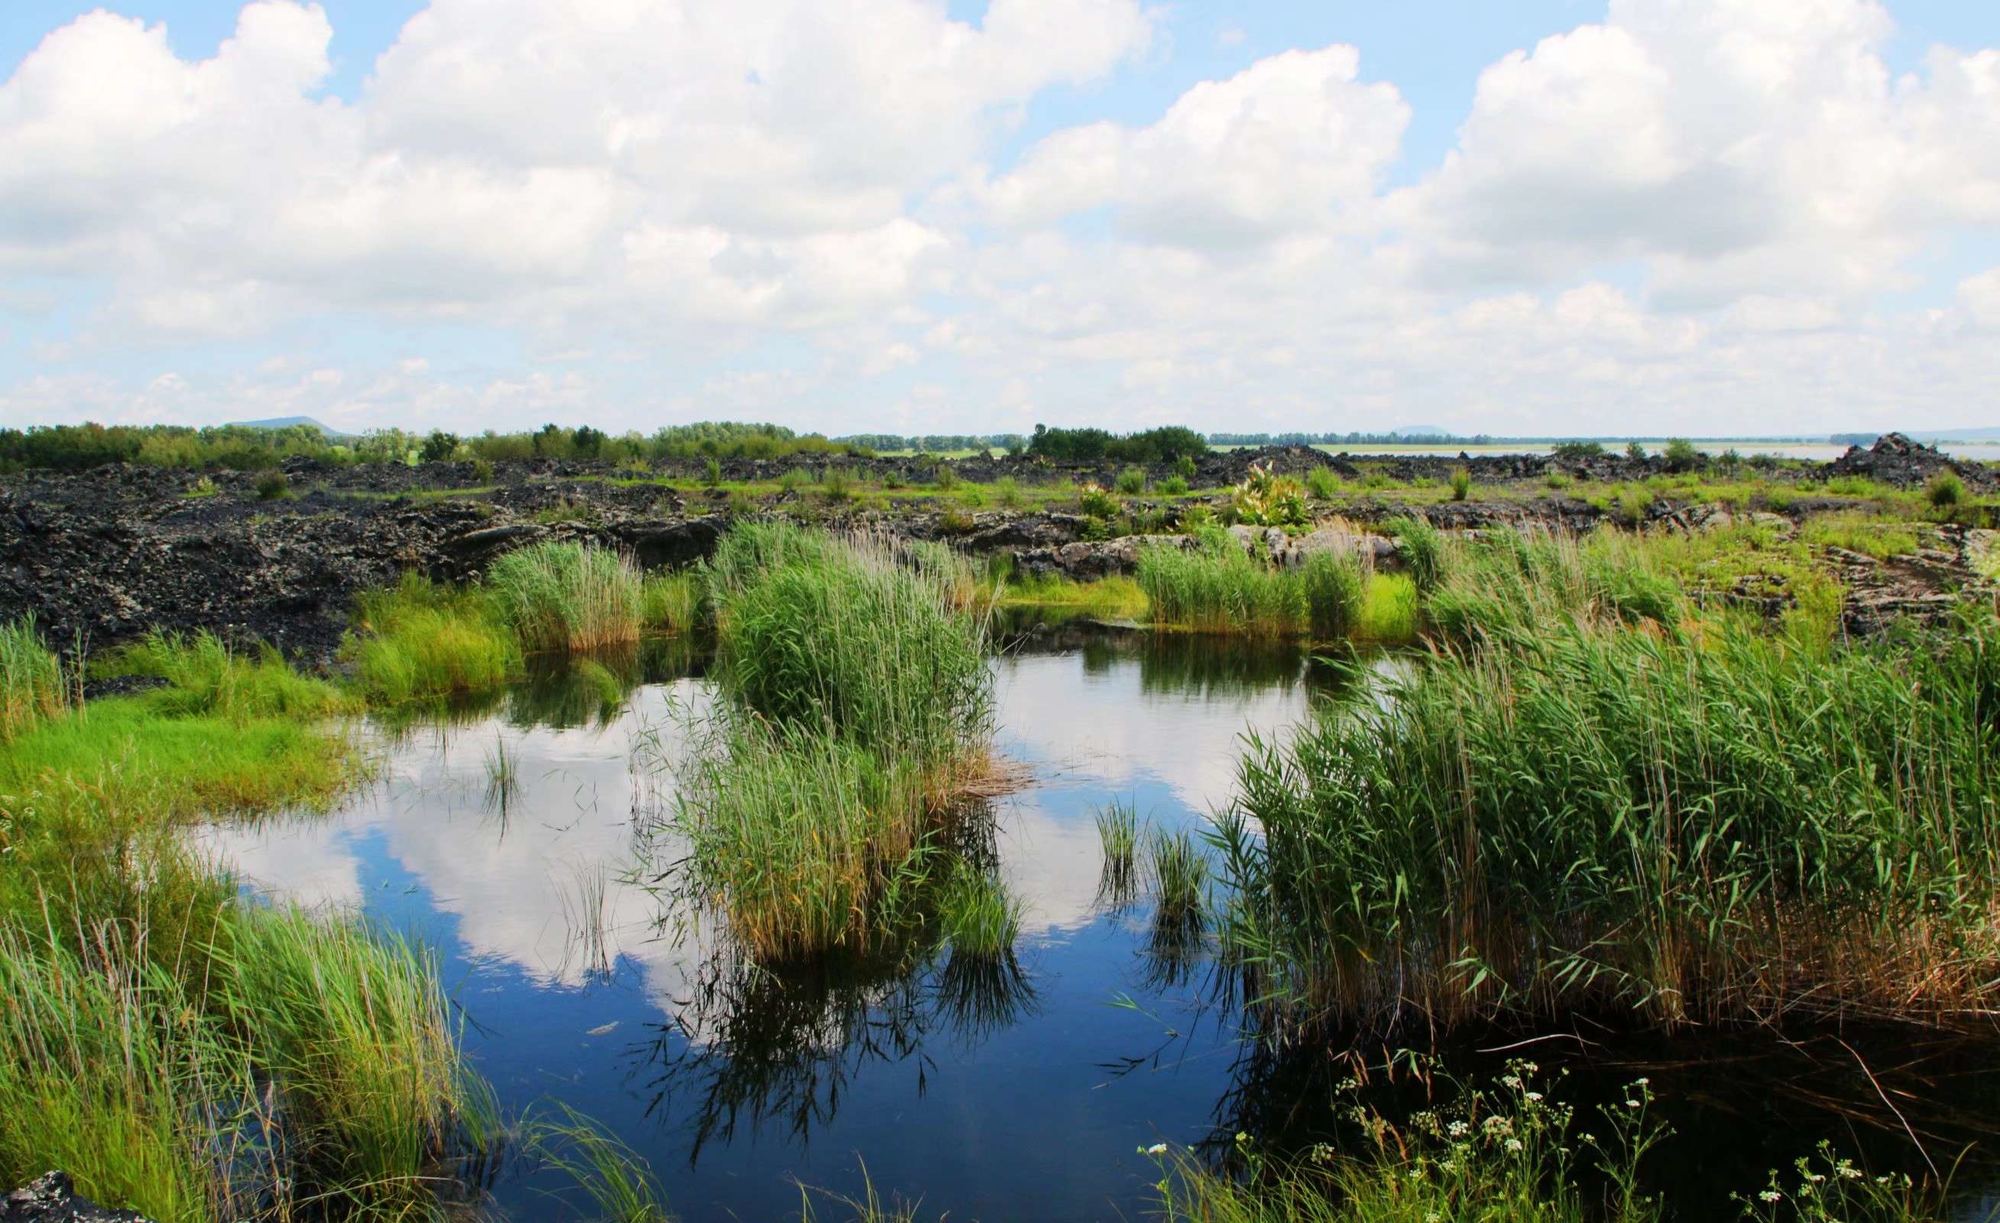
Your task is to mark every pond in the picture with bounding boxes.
[196,630,2000,1221]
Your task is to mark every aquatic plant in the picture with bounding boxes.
[639,570,702,634]
[346,572,521,703]
[713,529,992,767]
[487,540,646,653]
[1218,612,2000,1035]
[1383,515,1443,594]
[1138,531,1303,638]
[523,1105,673,1223]
[1095,799,1141,910]
[934,862,1022,958]
[1149,827,1207,927]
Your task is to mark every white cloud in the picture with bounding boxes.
[1,0,1998,436]
[984,45,1409,247]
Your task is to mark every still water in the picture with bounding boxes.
[198,633,2000,1220]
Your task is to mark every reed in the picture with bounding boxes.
[0,615,71,741]
[676,717,935,960]
[1218,613,2000,1035]
[1095,799,1141,910]
[209,907,490,1206]
[1149,827,1207,926]
[712,527,991,767]
[1301,550,1366,640]
[1138,532,1304,638]
[487,540,646,653]
[640,570,702,634]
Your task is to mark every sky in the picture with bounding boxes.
[0,0,1996,439]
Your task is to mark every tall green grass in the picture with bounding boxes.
[488,540,645,653]
[679,525,998,960]
[1218,613,2000,1034]
[105,630,351,719]
[1138,530,1371,641]
[0,626,492,1219]
[346,572,521,703]
[712,525,992,766]
[0,615,73,741]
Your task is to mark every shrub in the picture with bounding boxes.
[1158,474,1190,495]
[1551,441,1606,462]
[1114,466,1148,495]
[420,430,460,464]
[486,541,644,654]
[1078,482,1121,518]
[1662,438,1702,471]
[1927,469,1965,509]
[1232,464,1308,528]
[820,466,855,503]
[1626,441,1648,460]
[1305,467,1341,499]
[1172,454,1198,483]
[255,470,292,501]
[993,476,1022,508]
[932,463,959,491]
[703,458,722,487]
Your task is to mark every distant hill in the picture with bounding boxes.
[227,416,350,438]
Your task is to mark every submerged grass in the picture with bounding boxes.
[1218,611,2000,1035]
[1096,799,1141,909]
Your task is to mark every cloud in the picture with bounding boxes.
[1401,0,2000,303]
[983,45,1409,247]
[1,0,1998,436]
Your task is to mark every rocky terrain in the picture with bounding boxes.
[0,435,1989,664]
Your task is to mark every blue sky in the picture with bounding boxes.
[1,0,1996,437]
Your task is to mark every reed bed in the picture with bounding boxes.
[1137,529,1371,642]
[1217,612,2000,1035]
[487,539,646,653]
[678,524,999,960]
[712,525,992,766]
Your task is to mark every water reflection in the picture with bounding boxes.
[639,944,1040,1162]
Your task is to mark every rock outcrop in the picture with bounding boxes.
[1,1173,151,1223]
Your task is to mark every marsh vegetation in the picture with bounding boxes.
[6,463,2000,1220]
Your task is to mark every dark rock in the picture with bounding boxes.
[1826,432,1994,491]
[1,1172,151,1222]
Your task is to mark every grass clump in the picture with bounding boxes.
[1218,613,2000,1035]
[639,570,702,634]
[1115,466,1148,495]
[1139,531,1302,638]
[713,528,991,765]
[1354,574,1419,645]
[488,540,645,653]
[1,615,73,741]
[1149,828,1207,926]
[680,525,998,960]
[1799,512,1921,559]
[1301,550,1365,640]
[1384,516,1443,593]
[105,630,350,720]
[345,572,521,703]
[1927,469,1965,509]
[1000,573,1150,623]
[1096,799,1141,909]
[935,862,1022,957]
[1449,465,1472,501]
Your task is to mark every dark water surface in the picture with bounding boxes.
[198,633,2000,1221]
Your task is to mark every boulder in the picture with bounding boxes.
[1,1173,151,1223]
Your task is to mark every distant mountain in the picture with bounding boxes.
[1392,424,1452,438]
[228,415,348,437]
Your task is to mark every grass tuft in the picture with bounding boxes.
[488,540,645,653]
